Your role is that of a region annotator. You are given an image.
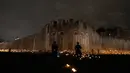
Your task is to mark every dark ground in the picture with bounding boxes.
[0,52,130,73]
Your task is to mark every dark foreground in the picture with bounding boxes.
[0,52,130,73]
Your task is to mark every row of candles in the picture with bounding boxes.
[0,49,130,55]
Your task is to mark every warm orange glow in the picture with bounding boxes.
[0,49,129,55]
[65,53,69,56]
[65,64,70,68]
[71,68,77,72]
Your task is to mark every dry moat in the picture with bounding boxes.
[0,52,129,73]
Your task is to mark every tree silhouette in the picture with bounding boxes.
[96,26,124,37]
[96,27,106,36]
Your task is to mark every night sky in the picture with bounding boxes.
[0,0,129,41]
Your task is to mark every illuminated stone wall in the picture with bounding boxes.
[5,19,102,52]
[0,42,9,49]
[6,19,130,52]
[42,19,101,52]
[101,37,130,50]
[8,33,45,50]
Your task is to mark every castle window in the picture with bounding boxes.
[51,32,56,36]
[63,19,66,24]
[75,20,79,27]
[60,31,64,35]
[69,19,74,23]
[74,31,78,35]
[75,20,79,24]
[53,21,57,28]
[53,21,57,24]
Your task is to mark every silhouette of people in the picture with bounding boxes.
[52,41,58,57]
[75,42,82,58]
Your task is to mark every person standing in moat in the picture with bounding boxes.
[51,41,58,57]
[75,42,82,58]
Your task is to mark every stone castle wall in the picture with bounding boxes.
[4,19,130,52]
[101,37,130,50]
[43,19,101,52]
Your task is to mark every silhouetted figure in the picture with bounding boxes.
[91,49,94,54]
[9,48,11,53]
[52,41,58,57]
[75,42,82,58]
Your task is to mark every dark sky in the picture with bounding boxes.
[0,0,129,41]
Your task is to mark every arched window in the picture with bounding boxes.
[69,19,74,23]
[53,21,57,28]
[75,20,79,24]
[51,32,56,36]
[62,19,66,25]
[60,31,64,35]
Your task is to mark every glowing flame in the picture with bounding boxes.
[89,57,91,59]
[65,53,69,56]
[65,64,70,68]
[71,68,77,72]
[60,51,63,54]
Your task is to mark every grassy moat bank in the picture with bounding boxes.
[0,52,129,73]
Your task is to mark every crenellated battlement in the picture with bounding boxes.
[43,19,90,33]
